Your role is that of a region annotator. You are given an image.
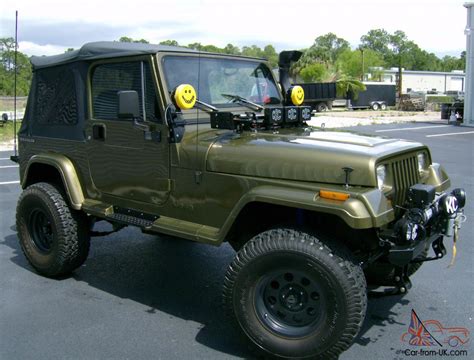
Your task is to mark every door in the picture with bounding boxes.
[86,59,170,206]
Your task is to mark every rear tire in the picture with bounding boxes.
[380,103,387,110]
[371,103,380,110]
[223,228,367,359]
[316,103,328,112]
[16,182,90,277]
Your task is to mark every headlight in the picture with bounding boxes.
[376,165,387,190]
[417,153,427,174]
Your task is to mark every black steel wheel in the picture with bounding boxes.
[223,228,367,359]
[16,182,90,277]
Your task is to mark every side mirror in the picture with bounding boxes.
[117,90,139,119]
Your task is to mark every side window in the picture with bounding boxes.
[91,61,160,122]
[36,66,78,125]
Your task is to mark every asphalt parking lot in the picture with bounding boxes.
[0,121,473,359]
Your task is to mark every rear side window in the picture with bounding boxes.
[91,61,160,121]
[35,67,78,125]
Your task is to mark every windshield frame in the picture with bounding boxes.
[157,52,282,110]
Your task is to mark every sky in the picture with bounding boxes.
[0,0,471,58]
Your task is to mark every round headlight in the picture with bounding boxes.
[376,165,387,190]
[417,153,427,174]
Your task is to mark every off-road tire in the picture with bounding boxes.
[223,228,367,359]
[16,182,90,277]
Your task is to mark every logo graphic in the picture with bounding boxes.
[401,309,470,347]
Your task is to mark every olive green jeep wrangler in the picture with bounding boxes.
[13,42,466,359]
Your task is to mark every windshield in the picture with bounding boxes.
[162,55,281,107]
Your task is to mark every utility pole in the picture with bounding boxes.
[360,48,365,81]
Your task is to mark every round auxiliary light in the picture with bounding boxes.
[174,84,197,110]
[289,85,305,106]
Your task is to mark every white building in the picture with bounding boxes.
[381,68,465,94]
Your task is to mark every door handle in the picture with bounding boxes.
[92,124,106,140]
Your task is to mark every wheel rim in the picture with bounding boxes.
[255,269,325,337]
[28,208,54,254]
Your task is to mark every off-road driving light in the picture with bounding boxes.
[299,106,312,121]
[284,106,299,123]
[264,107,283,124]
[288,85,305,106]
[173,84,197,110]
[376,165,387,190]
[417,153,427,175]
[451,188,466,208]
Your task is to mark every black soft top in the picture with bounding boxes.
[30,41,196,69]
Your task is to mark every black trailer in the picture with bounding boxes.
[350,82,396,110]
[297,82,337,112]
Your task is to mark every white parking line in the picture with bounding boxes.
[426,131,474,138]
[0,180,20,185]
[376,125,450,133]
[0,165,19,169]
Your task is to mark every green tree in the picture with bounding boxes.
[335,75,366,99]
[360,29,391,60]
[336,48,384,80]
[304,33,350,65]
[299,63,328,82]
[223,43,240,55]
[160,40,180,46]
[262,45,278,67]
[118,36,149,44]
[0,37,32,96]
[241,45,264,58]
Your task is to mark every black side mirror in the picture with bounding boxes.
[117,90,139,119]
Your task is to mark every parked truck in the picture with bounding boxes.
[349,82,396,110]
[297,82,336,112]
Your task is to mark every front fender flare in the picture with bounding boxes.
[218,185,394,242]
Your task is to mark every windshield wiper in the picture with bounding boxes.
[221,94,264,111]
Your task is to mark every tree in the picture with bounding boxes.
[0,37,32,96]
[299,63,328,82]
[262,45,278,67]
[304,33,350,65]
[160,40,179,46]
[360,29,391,60]
[223,43,240,55]
[335,75,366,99]
[336,48,384,80]
[119,36,133,43]
[118,36,149,44]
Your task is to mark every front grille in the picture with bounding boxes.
[391,156,420,208]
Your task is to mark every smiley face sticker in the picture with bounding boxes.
[289,85,305,106]
[174,84,197,110]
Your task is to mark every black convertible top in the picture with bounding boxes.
[30,41,195,69]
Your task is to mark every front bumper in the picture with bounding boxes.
[382,186,467,267]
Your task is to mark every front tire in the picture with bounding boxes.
[223,228,367,359]
[16,182,90,277]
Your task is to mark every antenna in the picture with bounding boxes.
[13,10,18,159]
[195,45,201,184]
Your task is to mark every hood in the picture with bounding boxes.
[205,129,425,187]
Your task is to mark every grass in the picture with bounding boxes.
[0,121,20,144]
